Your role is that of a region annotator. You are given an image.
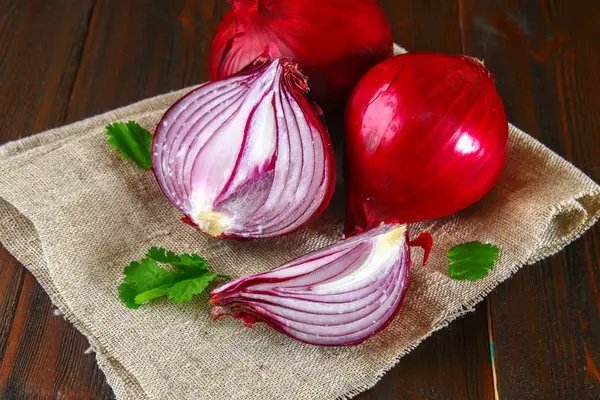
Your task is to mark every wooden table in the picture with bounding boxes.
[0,1,598,398]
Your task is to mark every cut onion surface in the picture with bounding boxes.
[152,57,336,239]
[210,224,421,346]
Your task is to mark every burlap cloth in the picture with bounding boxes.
[0,45,599,400]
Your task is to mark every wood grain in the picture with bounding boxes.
[459,0,600,398]
[66,0,230,123]
[357,1,495,398]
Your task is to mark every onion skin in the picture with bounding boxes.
[210,224,413,346]
[209,0,393,108]
[344,53,509,234]
[152,57,335,239]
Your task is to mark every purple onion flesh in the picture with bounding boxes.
[210,224,412,346]
[152,58,336,239]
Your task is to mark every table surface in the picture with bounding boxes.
[0,0,599,399]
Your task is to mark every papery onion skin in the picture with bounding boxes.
[152,57,336,239]
[209,0,393,108]
[344,53,509,235]
[210,224,412,346]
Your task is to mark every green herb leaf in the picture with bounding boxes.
[146,246,212,275]
[106,121,153,169]
[119,248,228,309]
[134,287,169,305]
[448,241,500,281]
[166,273,218,303]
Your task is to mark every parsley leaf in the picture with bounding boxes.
[146,247,212,275]
[106,121,153,169]
[118,247,229,309]
[166,273,218,303]
[448,242,500,281]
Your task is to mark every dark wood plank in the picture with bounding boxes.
[0,247,23,381]
[357,1,495,399]
[0,0,92,141]
[66,0,230,123]
[0,1,113,399]
[0,274,114,400]
[459,0,600,398]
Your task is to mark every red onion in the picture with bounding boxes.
[152,58,335,239]
[210,224,425,346]
[209,0,393,108]
[344,53,508,234]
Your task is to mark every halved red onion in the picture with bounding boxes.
[210,224,414,346]
[152,58,336,239]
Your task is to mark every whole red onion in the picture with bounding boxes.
[344,53,508,234]
[209,0,393,108]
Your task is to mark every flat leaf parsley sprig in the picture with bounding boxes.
[119,247,229,309]
[106,121,153,170]
[447,241,500,281]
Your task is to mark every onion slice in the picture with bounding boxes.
[152,57,336,239]
[210,224,413,346]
